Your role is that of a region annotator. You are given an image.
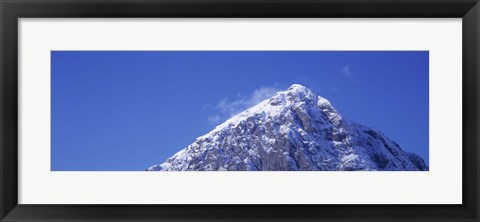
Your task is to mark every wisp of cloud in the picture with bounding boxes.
[208,86,280,123]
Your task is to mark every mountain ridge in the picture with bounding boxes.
[148,84,428,171]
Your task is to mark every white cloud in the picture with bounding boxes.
[341,65,353,77]
[209,86,280,123]
[249,87,280,107]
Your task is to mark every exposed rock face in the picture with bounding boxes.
[148,84,428,171]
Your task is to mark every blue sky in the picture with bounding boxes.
[51,51,429,171]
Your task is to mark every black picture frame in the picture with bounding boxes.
[1,0,479,221]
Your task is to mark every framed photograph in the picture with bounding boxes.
[1,0,479,221]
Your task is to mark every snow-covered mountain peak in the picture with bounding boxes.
[205,84,332,135]
[285,83,317,102]
[287,83,311,93]
[147,84,428,171]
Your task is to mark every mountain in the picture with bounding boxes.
[147,84,428,171]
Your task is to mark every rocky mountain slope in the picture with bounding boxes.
[147,84,428,171]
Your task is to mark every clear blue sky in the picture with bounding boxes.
[51,51,429,171]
